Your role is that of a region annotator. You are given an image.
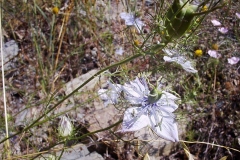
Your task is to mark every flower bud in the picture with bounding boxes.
[148,88,162,104]
[52,7,59,15]
[58,116,73,137]
[163,0,198,40]
[194,49,203,56]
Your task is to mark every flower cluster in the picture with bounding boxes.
[211,19,228,34]
[98,77,179,142]
[209,17,240,65]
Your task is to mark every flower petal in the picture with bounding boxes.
[120,12,144,33]
[134,18,145,33]
[181,61,198,73]
[163,49,177,56]
[163,56,197,73]
[115,47,124,56]
[236,12,240,19]
[120,12,135,26]
[98,82,122,106]
[228,57,240,65]
[211,19,221,26]
[121,107,149,132]
[208,50,221,58]
[151,116,179,142]
[218,27,228,34]
[122,77,149,104]
[156,91,179,113]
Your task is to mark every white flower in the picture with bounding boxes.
[98,82,122,106]
[120,12,145,33]
[115,47,124,56]
[211,19,221,26]
[218,27,228,34]
[228,57,240,65]
[163,49,197,73]
[121,77,179,142]
[208,50,221,58]
[58,116,73,137]
[236,13,240,19]
[163,56,198,73]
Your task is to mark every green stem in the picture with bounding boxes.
[0,53,142,144]
[30,120,123,160]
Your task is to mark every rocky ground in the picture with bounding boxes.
[0,0,240,159]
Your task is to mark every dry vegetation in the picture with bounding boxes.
[0,0,240,159]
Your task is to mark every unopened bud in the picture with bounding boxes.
[164,0,198,40]
[52,7,59,15]
[58,116,73,137]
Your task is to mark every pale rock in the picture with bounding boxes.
[0,40,19,70]
[36,143,104,160]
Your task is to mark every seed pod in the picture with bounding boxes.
[148,88,162,104]
[164,0,198,40]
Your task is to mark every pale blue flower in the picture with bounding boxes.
[120,12,145,33]
[163,49,198,73]
[98,82,122,106]
[115,47,124,56]
[121,77,179,142]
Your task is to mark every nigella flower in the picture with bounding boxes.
[163,56,198,73]
[120,12,145,33]
[163,49,197,73]
[121,77,179,142]
[98,82,122,106]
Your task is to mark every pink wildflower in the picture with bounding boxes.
[228,57,240,65]
[218,27,228,34]
[208,50,221,58]
[211,19,221,26]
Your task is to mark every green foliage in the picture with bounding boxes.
[164,0,198,41]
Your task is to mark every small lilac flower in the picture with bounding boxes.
[228,57,240,65]
[120,12,145,33]
[218,27,228,34]
[115,47,124,56]
[208,50,221,58]
[98,82,122,106]
[121,77,179,142]
[236,13,240,19]
[211,19,221,26]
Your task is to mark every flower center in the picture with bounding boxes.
[147,88,162,104]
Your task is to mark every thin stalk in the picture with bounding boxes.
[180,140,240,153]
[0,1,11,158]
[54,0,74,71]
[0,53,142,144]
